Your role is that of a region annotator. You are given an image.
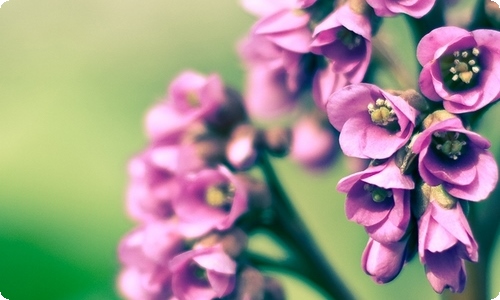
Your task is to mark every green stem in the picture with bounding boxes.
[257,155,356,300]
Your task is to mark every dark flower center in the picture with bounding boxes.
[439,48,481,92]
[364,184,393,203]
[367,98,400,132]
[337,27,362,50]
[188,262,210,285]
[205,182,235,210]
[432,131,467,160]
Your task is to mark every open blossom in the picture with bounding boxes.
[169,245,237,300]
[311,4,372,83]
[327,83,418,159]
[412,112,498,201]
[172,166,248,238]
[366,0,436,18]
[145,71,225,142]
[418,200,478,293]
[417,26,500,113]
[337,158,414,243]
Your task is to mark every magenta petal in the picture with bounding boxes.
[255,9,310,34]
[424,249,465,293]
[416,26,470,65]
[327,84,375,130]
[340,116,407,159]
[445,151,498,201]
[266,27,312,53]
[419,64,442,101]
[207,271,235,297]
[422,149,477,185]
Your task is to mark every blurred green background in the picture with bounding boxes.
[0,1,498,299]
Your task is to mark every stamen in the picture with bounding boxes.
[205,183,235,209]
[441,48,482,90]
[432,131,468,160]
[367,98,399,130]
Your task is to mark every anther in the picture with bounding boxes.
[461,51,468,58]
[449,67,457,74]
[468,60,476,66]
[453,51,460,57]
[472,48,480,56]
[472,66,480,73]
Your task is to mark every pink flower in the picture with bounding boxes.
[170,245,237,300]
[412,114,498,201]
[366,0,436,18]
[310,4,372,83]
[172,166,248,238]
[327,83,418,159]
[145,71,225,142]
[418,201,478,293]
[417,26,500,113]
[337,158,414,243]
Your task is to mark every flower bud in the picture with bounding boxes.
[196,228,248,258]
[226,124,260,170]
[206,87,247,134]
[422,110,457,129]
[264,126,291,157]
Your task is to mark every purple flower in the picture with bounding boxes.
[366,0,436,18]
[418,200,478,293]
[337,158,414,243]
[417,26,500,113]
[412,114,498,201]
[145,71,225,142]
[169,245,237,300]
[362,236,410,284]
[310,4,372,83]
[327,83,418,159]
[172,166,248,238]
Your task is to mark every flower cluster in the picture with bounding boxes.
[330,26,500,293]
[118,0,500,298]
[118,70,286,299]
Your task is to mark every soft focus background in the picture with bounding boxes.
[0,1,498,299]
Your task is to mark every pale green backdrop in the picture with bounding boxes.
[0,1,498,299]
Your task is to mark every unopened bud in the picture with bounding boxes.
[264,127,291,157]
[196,228,248,258]
[227,124,260,170]
[235,174,272,210]
[414,183,457,218]
[399,89,429,113]
[422,110,457,129]
[206,87,247,133]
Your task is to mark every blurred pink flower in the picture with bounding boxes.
[366,0,436,18]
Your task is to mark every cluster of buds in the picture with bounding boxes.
[330,25,500,293]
